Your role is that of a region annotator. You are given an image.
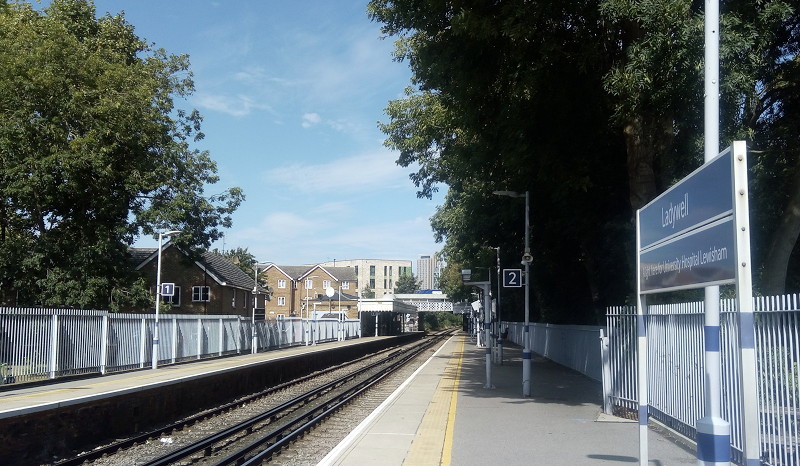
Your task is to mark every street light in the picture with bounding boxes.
[493,246,504,364]
[252,262,274,354]
[152,229,182,370]
[304,275,318,346]
[494,189,532,396]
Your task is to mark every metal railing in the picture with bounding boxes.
[0,307,360,385]
[503,321,604,381]
[607,295,800,465]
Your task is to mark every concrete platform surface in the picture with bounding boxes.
[320,333,696,465]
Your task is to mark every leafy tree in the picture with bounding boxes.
[601,0,798,293]
[215,247,274,294]
[361,286,376,299]
[370,0,630,323]
[420,311,463,331]
[0,0,243,308]
[370,0,800,320]
[217,247,257,278]
[394,272,420,293]
[437,261,472,304]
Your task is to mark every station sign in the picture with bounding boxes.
[637,147,738,294]
[502,269,523,287]
[638,148,734,250]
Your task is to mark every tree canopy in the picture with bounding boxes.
[394,272,420,294]
[0,0,243,309]
[369,0,800,324]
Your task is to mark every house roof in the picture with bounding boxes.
[199,251,257,290]
[130,246,258,291]
[319,266,358,282]
[266,265,357,282]
[269,265,312,280]
[129,248,156,266]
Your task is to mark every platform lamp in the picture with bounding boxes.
[252,262,274,354]
[494,189,532,396]
[152,229,182,370]
[304,275,318,346]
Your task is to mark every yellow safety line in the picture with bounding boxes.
[402,335,465,466]
[440,336,464,466]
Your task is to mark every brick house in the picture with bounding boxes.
[263,264,358,319]
[131,245,265,316]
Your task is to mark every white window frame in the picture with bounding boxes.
[162,286,181,306]
[342,281,349,290]
[192,286,210,302]
[278,296,286,306]
[278,279,286,289]
[323,280,331,289]
[305,279,313,289]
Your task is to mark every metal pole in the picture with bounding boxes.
[152,233,164,370]
[152,230,181,370]
[697,0,730,463]
[732,141,760,465]
[483,283,493,389]
[252,266,258,354]
[523,190,532,397]
[338,285,343,341]
[305,285,310,346]
[496,247,503,364]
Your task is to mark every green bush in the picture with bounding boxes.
[421,312,463,331]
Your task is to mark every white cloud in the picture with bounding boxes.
[302,113,322,128]
[194,92,273,117]
[263,149,410,193]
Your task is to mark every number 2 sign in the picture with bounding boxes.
[502,269,523,287]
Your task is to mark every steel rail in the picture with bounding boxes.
[145,330,453,465]
[52,343,407,466]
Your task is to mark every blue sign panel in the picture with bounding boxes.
[503,269,523,288]
[161,282,175,297]
[640,217,736,293]
[639,149,734,250]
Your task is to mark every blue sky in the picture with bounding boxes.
[83,1,445,267]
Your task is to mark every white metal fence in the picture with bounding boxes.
[0,308,360,385]
[503,321,604,381]
[607,295,800,466]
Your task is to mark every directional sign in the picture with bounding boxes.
[639,217,736,293]
[160,283,175,297]
[502,269,523,288]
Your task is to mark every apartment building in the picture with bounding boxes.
[417,253,442,290]
[261,264,358,319]
[318,259,412,297]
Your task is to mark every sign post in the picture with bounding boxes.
[636,141,756,465]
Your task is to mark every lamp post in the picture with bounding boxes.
[494,246,503,364]
[152,229,182,370]
[252,262,273,354]
[494,189,532,396]
[304,275,318,345]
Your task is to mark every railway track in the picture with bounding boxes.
[55,330,455,466]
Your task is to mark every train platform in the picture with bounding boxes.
[0,336,393,419]
[0,334,417,465]
[319,332,697,466]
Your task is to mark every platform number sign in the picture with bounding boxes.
[502,269,523,288]
[161,283,175,297]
